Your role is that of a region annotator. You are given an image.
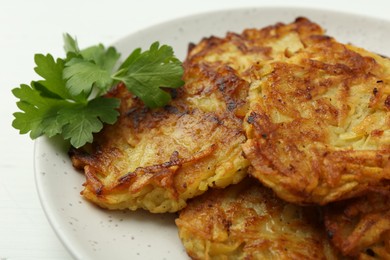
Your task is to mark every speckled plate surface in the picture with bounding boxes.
[34,7,390,260]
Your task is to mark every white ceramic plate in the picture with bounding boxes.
[35,7,390,260]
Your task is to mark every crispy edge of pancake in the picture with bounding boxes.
[176,177,340,260]
[324,191,390,259]
[241,19,390,205]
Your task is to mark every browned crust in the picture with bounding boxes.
[70,55,249,212]
[176,177,341,259]
[242,18,390,205]
[324,191,390,259]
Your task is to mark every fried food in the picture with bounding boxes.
[69,17,390,258]
[182,19,306,119]
[324,191,390,259]
[186,17,322,83]
[176,177,340,260]
[69,17,322,214]
[242,18,390,205]
[70,59,249,213]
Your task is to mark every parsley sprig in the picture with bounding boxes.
[12,34,184,148]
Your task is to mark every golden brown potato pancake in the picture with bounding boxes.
[70,61,250,213]
[324,192,390,259]
[176,177,340,260]
[186,17,324,84]
[242,18,390,205]
[182,18,312,120]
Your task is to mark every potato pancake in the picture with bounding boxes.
[176,177,340,260]
[324,192,390,259]
[242,18,390,205]
[186,17,324,84]
[70,58,250,213]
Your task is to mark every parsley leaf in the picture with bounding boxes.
[34,54,72,100]
[12,35,183,148]
[12,82,69,139]
[57,97,120,148]
[64,42,121,96]
[113,42,184,108]
[80,45,120,72]
[63,33,80,54]
[63,58,114,96]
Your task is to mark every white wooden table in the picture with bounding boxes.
[0,0,388,259]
